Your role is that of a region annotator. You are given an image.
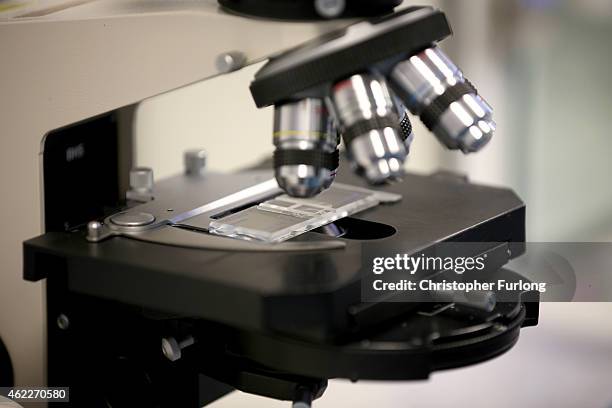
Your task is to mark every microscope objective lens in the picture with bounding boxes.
[331,73,407,184]
[390,46,495,153]
[272,98,339,197]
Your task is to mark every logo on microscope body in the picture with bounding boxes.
[65,143,85,162]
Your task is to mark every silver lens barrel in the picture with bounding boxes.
[331,73,406,184]
[390,46,495,153]
[273,98,339,197]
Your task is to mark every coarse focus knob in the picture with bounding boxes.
[161,336,195,362]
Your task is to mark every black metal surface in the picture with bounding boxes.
[40,267,537,407]
[0,336,13,387]
[42,112,126,232]
[45,282,234,408]
[25,165,525,342]
[24,161,538,405]
[250,7,452,107]
[224,272,538,381]
[219,0,402,21]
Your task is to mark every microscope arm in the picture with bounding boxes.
[0,0,350,387]
[0,0,352,143]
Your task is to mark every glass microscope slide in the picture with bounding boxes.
[207,184,398,244]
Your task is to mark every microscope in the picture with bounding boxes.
[1,0,538,406]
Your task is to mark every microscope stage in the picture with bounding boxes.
[25,166,526,333]
[23,166,537,383]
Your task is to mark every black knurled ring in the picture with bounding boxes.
[420,79,477,130]
[342,115,400,146]
[399,113,413,142]
[274,149,339,171]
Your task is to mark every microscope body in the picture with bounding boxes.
[1,1,538,406]
[0,0,354,389]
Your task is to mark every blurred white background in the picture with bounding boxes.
[133,0,612,406]
[135,0,612,242]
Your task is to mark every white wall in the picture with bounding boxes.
[135,63,273,176]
